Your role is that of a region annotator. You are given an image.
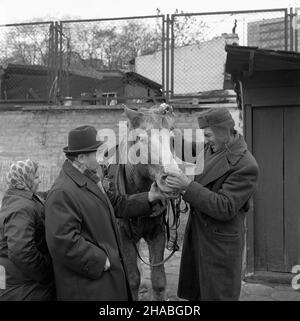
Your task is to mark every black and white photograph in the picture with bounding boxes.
[0,0,299,313]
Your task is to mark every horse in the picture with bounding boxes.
[103,104,202,300]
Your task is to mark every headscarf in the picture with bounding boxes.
[6,159,39,191]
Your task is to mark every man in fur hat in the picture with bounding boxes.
[166,107,259,301]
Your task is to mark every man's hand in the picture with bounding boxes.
[148,182,166,203]
[165,170,192,191]
[104,257,110,271]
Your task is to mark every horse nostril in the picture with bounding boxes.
[156,174,167,186]
[161,174,168,181]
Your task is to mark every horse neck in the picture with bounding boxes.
[124,164,153,194]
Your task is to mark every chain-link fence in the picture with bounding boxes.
[59,16,165,105]
[169,9,289,96]
[295,7,300,52]
[0,8,298,105]
[0,21,54,103]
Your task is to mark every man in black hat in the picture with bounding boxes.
[45,125,165,301]
[166,107,259,301]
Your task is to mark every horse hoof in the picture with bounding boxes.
[153,291,166,301]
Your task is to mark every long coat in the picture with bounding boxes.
[45,160,152,301]
[0,189,54,301]
[178,134,259,301]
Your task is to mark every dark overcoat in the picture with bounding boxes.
[178,134,259,301]
[0,189,54,301]
[45,160,152,301]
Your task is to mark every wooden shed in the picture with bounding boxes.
[0,64,162,104]
[225,45,300,281]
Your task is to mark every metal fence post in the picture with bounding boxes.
[170,15,174,99]
[59,21,63,102]
[66,35,70,98]
[295,8,299,52]
[54,22,59,104]
[49,22,55,103]
[165,14,170,102]
[290,8,294,51]
[47,23,53,103]
[161,16,165,100]
[285,9,289,50]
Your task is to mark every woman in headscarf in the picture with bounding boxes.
[0,159,55,300]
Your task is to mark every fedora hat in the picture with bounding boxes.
[63,125,102,154]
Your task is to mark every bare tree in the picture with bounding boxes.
[0,23,50,66]
[0,10,207,71]
[63,20,162,71]
[157,8,207,47]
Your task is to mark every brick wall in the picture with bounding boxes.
[0,105,240,197]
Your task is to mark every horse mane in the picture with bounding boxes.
[130,104,175,130]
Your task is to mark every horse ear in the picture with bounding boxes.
[123,105,144,128]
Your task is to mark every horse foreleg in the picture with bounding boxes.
[120,232,141,300]
[146,232,167,301]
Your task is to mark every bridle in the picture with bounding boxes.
[123,163,188,267]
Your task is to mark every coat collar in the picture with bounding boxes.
[225,133,248,166]
[63,160,86,186]
[6,188,34,200]
[196,134,247,186]
[62,160,108,205]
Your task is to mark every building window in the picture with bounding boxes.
[102,92,117,106]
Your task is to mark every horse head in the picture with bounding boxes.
[123,103,181,195]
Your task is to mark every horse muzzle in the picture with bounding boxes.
[156,174,180,198]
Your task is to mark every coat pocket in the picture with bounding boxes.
[98,244,110,263]
[212,229,240,241]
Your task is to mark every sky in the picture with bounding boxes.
[0,0,299,24]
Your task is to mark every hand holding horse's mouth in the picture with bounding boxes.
[155,173,181,199]
[148,182,166,203]
[163,170,192,192]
